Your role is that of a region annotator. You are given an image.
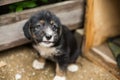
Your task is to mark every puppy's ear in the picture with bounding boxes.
[23,20,32,40]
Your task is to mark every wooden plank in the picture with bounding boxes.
[0,0,24,6]
[0,20,30,51]
[84,50,120,79]
[0,0,85,26]
[0,0,85,51]
[77,28,116,65]
[84,0,94,53]
[77,28,116,64]
[92,44,116,64]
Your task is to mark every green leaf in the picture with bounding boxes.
[26,2,37,8]
[16,6,23,12]
[22,1,37,8]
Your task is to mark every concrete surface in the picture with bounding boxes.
[0,45,118,80]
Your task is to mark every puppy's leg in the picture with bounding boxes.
[67,49,80,72]
[32,44,45,69]
[32,56,45,70]
[53,63,66,80]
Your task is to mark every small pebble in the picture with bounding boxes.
[15,73,22,80]
[32,72,36,76]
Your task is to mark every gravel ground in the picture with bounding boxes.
[0,45,118,80]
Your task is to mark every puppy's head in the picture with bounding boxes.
[23,10,62,47]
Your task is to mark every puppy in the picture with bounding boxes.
[23,10,81,80]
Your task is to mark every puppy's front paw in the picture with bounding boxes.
[32,59,45,70]
[53,75,66,80]
[67,64,79,72]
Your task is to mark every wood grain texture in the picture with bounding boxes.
[0,0,84,26]
[84,0,120,52]
[92,43,116,64]
[84,0,94,53]
[0,0,24,6]
[84,50,120,79]
[93,0,120,46]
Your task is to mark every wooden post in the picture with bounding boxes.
[84,0,94,53]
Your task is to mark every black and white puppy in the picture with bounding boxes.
[23,10,80,80]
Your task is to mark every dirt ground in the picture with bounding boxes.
[0,45,118,80]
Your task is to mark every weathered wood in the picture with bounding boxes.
[92,0,120,46]
[0,0,84,26]
[75,28,120,79]
[92,44,116,64]
[84,0,94,53]
[84,50,120,79]
[77,28,116,65]
[0,0,85,51]
[0,0,24,6]
[0,20,30,51]
[84,0,120,53]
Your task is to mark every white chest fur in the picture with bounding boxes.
[33,44,58,58]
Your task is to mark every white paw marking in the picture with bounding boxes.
[53,75,66,80]
[67,64,78,72]
[32,59,45,70]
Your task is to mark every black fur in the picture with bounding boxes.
[53,25,80,71]
[23,21,32,40]
[23,10,81,72]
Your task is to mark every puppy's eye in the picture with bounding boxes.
[52,25,58,31]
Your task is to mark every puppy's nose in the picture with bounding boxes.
[45,35,52,40]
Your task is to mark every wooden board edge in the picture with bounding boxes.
[83,50,120,79]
